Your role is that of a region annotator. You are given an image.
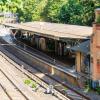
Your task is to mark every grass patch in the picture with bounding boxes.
[31,82,37,89]
[24,79,32,85]
[24,79,38,89]
[64,87,68,91]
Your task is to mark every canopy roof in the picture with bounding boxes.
[71,40,90,54]
[1,21,92,40]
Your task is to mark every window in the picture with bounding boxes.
[97,59,100,66]
[91,57,93,63]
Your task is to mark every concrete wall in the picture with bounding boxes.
[53,68,78,85]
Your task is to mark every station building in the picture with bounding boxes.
[90,9,100,86]
[0,12,18,23]
[1,9,100,88]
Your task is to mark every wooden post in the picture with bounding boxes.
[51,67,55,75]
[55,40,57,55]
[76,52,82,73]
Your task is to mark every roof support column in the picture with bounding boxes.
[10,29,18,38]
[55,40,58,55]
[76,52,82,73]
[51,67,55,75]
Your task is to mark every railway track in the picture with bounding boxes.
[0,53,61,100]
[0,40,70,100]
[0,65,29,100]
[14,39,69,68]
[0,83,12,100]
[0,37,90,100]
[0,53,70,100]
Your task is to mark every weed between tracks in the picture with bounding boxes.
[24,79,38,90]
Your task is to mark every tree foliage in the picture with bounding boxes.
[59,0,100,26]
[0,0,100,26]
[42,0,66,22]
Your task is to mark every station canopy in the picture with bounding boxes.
[2,21,92,40]
[71,40,90,54]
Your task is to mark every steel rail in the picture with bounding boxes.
[0,68,29,100]
[0,83,13,100]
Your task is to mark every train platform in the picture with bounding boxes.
[0,26,78,78]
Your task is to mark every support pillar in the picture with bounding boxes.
[76,52,82,73]
[11,29,18,38]
[55,40,58,55]
[51,67,55,75]
[27,32,29,38]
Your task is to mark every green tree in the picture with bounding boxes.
[19,0,35,22]
[59,0,100,26]
[32,0,48,21]
[42,0,65,22]
[0,0,100,25]
[59,0,82,24]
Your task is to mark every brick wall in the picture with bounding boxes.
[91,9,100,81]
